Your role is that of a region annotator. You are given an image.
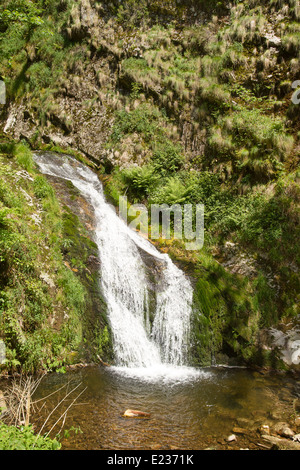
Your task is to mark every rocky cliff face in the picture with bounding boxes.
[2,0,205,161]
[2,0,298,168]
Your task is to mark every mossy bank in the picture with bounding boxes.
[0,140,113,373]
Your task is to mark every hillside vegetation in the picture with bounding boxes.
[0,0,299,368]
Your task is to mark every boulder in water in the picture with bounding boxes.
[123,409,150,418]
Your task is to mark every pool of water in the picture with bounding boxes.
[31,365,300,450]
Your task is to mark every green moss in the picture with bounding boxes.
[59,195,113,364]
[0,142,112,372]
[14,142,35,172]
[188,245,288,367]
[191,276,227,366]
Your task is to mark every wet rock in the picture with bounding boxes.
[269,409,284,421]
[268,326,300,368]
[88,255,101,267]
[226,434,237,442]
[123,409,150,418]
[261,434,300,450]
[278,426,295,439]
[259,424,270,435]
[294,416,300,427]
[232,427,248,435]
[236,417,256,430]
[218,242,257,278]
[273,422,295,439]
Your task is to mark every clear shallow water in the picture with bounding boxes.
[32,366,300,450]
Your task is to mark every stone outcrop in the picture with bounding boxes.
[123,409,150,418]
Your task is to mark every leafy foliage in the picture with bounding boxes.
[122,165,158,200]
[0,423,61,450]
[152,141,184,175]
[0,0,44,28]
[0,143,111,372]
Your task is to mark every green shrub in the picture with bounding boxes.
[0,141,16,155]
[14,143,34,172]
[198,78,231,108]
[111,104,163,144]
[122,164,158,199]
[122,57,158,82]
[116,0,149,27]
[57,267,85,314]
[26,62,52,91]
[0,23,26,60]
[150,176,194,205]
[208,108,294,181]
[282,23,300,55]
[0,423,61,450]
[152,141,184,174]
[191,276,227,365]
[29,22,64,65]
[0,146,97,373]
[229,109,291,155]
[33,175,55,199]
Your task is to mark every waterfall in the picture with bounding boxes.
[34,152,199,380]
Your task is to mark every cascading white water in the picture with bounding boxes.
[34,152,200,380]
